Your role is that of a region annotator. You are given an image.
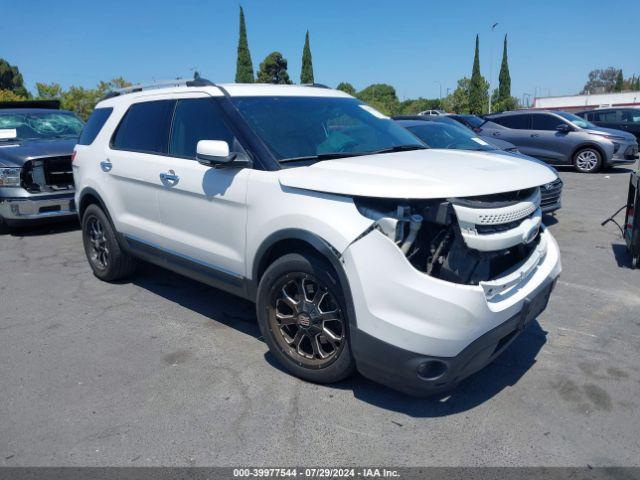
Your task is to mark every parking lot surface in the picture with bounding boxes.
[1,168,640,467]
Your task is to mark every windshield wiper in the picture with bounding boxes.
[369,144,427,154]
[280,152,370,163]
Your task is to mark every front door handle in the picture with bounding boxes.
[160,170,180,185]
[100,160,112,172]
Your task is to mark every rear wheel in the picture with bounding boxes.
[81,204,137,281]
[573,147,602,173]
[256,252,355,384]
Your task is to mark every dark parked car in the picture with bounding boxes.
[0,101,83,233]
[394,115,563,213]
[482,110,638,173]
[575,108,640,143]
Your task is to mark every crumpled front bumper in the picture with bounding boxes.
[341,226,561,395]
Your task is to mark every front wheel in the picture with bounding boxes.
[256,252,355,384]
[573,147,602,173]
[0,217,11,235]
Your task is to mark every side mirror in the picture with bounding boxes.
[556,123,572,133]
[196,140,237,166]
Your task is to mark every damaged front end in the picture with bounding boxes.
[353,187,544,294]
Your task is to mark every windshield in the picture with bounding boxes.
[0,111,84,140]
[231,96,424,162]
[556,111,598,130]
[459,115,485,128]
[406,122,496,151]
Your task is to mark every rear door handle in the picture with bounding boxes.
[160,170,179,184]
[100,160,112,172]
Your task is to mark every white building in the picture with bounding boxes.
[531,91,640,112]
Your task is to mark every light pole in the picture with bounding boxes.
[488,22,498,115]
[434,81,442,100]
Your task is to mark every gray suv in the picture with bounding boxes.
[482,110,639,173]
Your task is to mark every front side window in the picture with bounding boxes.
[620,110,640,124]
[169,98,245,159]
[531,114,565,131]
[556,111,597,129]
[493,114,531,129]
[231,96,423,163]
[112,100,175,154]
[0,110,84,140]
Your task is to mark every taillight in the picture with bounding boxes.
[71,151,77,162]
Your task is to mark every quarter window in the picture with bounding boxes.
[493,114,531,129]
[169,98,244,159]
[112,100,176,154]
[79,108,112,145]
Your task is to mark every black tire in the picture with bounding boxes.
[81,204,137,281]
[256,252,355,384]
[573,147,602,173]
[0,217,11,235]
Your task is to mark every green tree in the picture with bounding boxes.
[356,83,400,116]
[399,97,442,115]
[96,77,131,95]
[235,6,254,83]
[35,82,63,99]
[336,82,356,95]
[497,34,511,102]
[615,69,624,92]
[300,30,314,84]
[581,67,620,94]
[257,52,292,84]
[468,35,487,115]
[0,89,28,102]
[442,77,471,113]
[0,59,30,98]
[60,86,102,120]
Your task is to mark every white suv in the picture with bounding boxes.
[73,79,561,396]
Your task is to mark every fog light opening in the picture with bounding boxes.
[416,360,448,381]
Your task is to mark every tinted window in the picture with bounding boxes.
[531,114,564,130]
[79,108,112,145]
[592,110,619,122]
[406,123,494,151]
[492,114,530,129]
[169,98,244,159]
[112,100,175,154]
[621,110,640,124]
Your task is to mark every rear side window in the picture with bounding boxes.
[531,114,564,131]
[169,98,243,159]
[78,108,113,145]
[112,100,175,154]
[493,114,531,129]
[592,110,619,122]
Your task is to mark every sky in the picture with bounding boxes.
[4,0,639,104]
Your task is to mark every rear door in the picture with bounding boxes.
[590,109,621,130]
[486,113,535,152]
[619,110,640,142]
[155,94,251,279]
[104,98,176,244]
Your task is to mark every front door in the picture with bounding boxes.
[155,95,251,279]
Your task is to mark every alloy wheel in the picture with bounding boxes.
[268,273,345,368]
[86,216,109,269]
[575,149,599,172]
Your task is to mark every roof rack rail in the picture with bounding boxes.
[301,83,331,89]
[101,77,217,100]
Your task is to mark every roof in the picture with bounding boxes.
[532,91,640,110]
[0,100,61,110]
[97,82,351,108]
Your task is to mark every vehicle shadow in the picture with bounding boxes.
[542,214,558,226]
[131,262,260,339]
[5,219,80,237]
[131,261,547,416]
[611,242,635,269]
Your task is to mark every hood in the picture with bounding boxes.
[0,138,77,167]
[479,135,516,150]
[584,127,636,142]
[278,149,557,199]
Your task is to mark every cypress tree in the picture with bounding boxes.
[468,35,485,114]
[235,6,254,83]
[300,31,314,84]
[498,34,511,101]
[614,69,624,92]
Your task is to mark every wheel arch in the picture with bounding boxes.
[250,229,357,327]
[571,142,608,164]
